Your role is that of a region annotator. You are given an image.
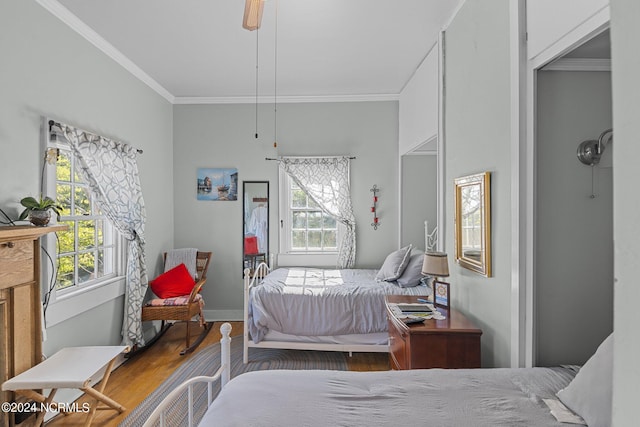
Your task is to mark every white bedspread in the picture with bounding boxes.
[200,367,580,426]
[248,268,431,343]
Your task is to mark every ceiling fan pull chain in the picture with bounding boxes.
[255,24,260,139]
[273,0,279,149]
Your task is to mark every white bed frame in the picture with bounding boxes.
[242,221,438,364]
[142,323,232,427]
[425,220,438,252]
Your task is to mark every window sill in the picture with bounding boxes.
[44,276,126,328]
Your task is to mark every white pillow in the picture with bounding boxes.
[396,249,426,288]
[557,333,613,427]
[375,245,413,282]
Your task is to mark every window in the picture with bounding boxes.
[279,170,343,256]
[290,182,338,251]
[47,144,121,293]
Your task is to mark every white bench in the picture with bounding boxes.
[2,345,128,426]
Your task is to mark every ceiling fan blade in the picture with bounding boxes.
[243,0,264,31]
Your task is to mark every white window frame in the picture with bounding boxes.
[41,119,126,327]
[278,168,344,267]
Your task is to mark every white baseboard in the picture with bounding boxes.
[203,309,243,322]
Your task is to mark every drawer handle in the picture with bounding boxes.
[3,242,15,248]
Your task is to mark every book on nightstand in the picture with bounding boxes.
[397,303,434,313]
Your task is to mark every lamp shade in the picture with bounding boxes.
[422,251,450,277]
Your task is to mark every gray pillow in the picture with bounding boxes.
[396,249,426,288]
[375,245,413,282]
[557,333,613,427]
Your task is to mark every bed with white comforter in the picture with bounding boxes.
[247,267,430,344]
[242,226,438,362]
[145,326,612,427]
[199,366,579,426]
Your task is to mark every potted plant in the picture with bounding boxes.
[18,195,63,226]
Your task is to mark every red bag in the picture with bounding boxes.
[244,236,258,254]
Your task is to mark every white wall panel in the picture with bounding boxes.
[610,0,640,424]
[527,0,609,62]
[399,46,439,155]
[444,0,512,368]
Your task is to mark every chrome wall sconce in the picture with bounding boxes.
[577,128,613,166]
[577,128,613,199]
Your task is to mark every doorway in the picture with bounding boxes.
[534,30,613,366]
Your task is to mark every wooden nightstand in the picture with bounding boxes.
[386,295,482,370]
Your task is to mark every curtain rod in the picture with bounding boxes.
[48,120,143,154]
[265,156,355,161]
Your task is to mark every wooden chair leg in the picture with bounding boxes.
[81,357,124,427]
[125,321,173,359]
[180,321,213,356]
[185,320,191,350]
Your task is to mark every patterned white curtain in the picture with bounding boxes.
[280,157,356,268]
[62,125,148,348]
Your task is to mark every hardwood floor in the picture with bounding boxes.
[44,321,389,426]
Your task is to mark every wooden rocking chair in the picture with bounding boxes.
[138,251,213,356]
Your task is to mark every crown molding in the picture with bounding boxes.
[174,93,400,105]
[542,58,611,72]
[36,0,175,103]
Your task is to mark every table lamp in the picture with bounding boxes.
[421,251,450,282]
[422,252,450,307]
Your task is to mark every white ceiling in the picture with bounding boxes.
[48,0,462,103]
[564,29,610,59]
[541,29,611,72]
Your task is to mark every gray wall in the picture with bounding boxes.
[173,102,400,319]
[444,0,513,367]
[401,154,437,249]
[535,70,613,366]
[610,0,640,424]
[0,1,173,355]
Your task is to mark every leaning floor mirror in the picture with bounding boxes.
[454,172,491,277]
[243,181,269,275]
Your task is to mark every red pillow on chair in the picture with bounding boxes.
[150,263,195,299]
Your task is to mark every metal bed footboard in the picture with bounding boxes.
[142,323,232,427]
[243,260,272,363]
